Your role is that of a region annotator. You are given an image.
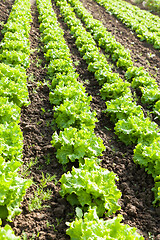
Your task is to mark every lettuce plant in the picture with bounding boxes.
[0,220,20,240]
[131,76,156,89]
[141,85,160,104]
[125,66,149,81]
[105,95,143,123]
[0,40,30,54]
[95,67,119,85]
[125,66,160,107]
[115,116,159,145]
[0,76,29,107]
[60,159,121,216]
[100,80,131,100]
[0,157,32,221]
[0,97,20,124]
[87,57,110,74]
[44,48,70,62]
[153,100,160,119]
[0,50,29,68]
[49,80,89,105]
[52,127,105,165]
[66,208,144,239]
[49,72,78,89]
[3,32,28,42]
[47,59,73,76]
[0,63,29,107]
[152,176,160,205]
[54,99,97,130]
[0,122,23,162]
[134,141,160,177]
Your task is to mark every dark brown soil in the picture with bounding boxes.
[1,0,160,239]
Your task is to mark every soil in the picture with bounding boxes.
[0,0,160,239]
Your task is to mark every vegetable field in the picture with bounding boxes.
[0,0,160,239]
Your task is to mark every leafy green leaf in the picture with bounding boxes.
[60,159,121,217]
[66,208,144,239]
[0,223,20,240]
[52,127,105,164]
[115,116,159,146]
[100,80,131,100]
[0,157,32,221]
[54,99,97,130]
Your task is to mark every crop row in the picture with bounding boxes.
[36,0,144,238]
[94,0,160,49]
[55,0,160,207]
[138,0,160,12]
[0,0,32,238]
[66,0,160,119]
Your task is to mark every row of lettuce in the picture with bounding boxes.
[55,0,160,205]
[37,0,145,238]
[93,0,160,50]
[66,0,160,119]
[0,0,32,239]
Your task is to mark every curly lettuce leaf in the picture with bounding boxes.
[66,208,144,239]
[0,157,32,221]
[115,116,159,146]
[60,159,121,217]
[134,141,160,177]
[54,99,97,130]
[0,221,20,240]
[0,122,23,162]
[51,127,105,165]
